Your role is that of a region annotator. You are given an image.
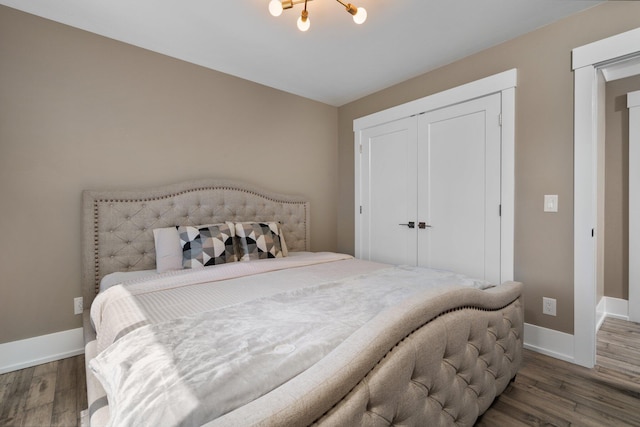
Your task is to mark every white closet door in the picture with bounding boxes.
[359,116,418,265]
[417,93,502,284]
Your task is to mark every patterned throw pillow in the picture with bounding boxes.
[234,222,286,261]
[177,222,237,268]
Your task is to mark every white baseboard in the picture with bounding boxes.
[0,328,84,375]
[601,296,629,321]
[523,322,575,363]
[596,297,607,331]
[524,297,631,365]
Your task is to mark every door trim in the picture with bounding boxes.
[572,26,640,368]
[354,69,516,283]
[628,90,640,323]
[353,69,517,131]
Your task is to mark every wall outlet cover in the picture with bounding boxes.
[74,297,83,315]
[543,296,557,316]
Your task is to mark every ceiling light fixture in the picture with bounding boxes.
[268,0,367,32]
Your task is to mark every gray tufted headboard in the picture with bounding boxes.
[81,179,310,309]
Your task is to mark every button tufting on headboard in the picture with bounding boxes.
[81,179,310,309]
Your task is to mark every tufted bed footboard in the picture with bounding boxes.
[207,281,523,427]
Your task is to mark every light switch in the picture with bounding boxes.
[544,195,558,212]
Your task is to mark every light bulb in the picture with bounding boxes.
[353,7,367,25]
[297,13,310,31]
[268,0,283,17]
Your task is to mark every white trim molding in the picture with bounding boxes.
[629,90,640,323]
[602,297,630,321]
[523,323,575,364]
[596,297,607,332]
[524,296,629,364]
[500,86,516,282]
[353,69,517,131]
[572,27,640,70]
[572,26,640,369]
[601,56,640,83]
[597,296,630,331]
[0,328,84,374]
[573,63,598,369]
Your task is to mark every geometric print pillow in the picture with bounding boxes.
[177,222,237,269]
[234,222,286,261]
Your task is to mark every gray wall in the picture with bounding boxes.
[337,1,640,334]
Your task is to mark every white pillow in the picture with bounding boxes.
[152,227,182,273]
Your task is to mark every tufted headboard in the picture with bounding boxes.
[81,179,310,309]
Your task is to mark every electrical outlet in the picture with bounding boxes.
[542,297,556,316]
[74,297,83,315]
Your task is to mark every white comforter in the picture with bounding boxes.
[89,253,492,427]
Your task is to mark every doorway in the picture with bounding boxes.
[573,26,640,368]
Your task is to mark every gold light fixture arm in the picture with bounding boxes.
[335,0,357,16]
[268,0,366,30]
[297,0,310,31]
[283,0,308,10]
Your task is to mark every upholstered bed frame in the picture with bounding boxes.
[81,179,310,310]
[81,178,523,426]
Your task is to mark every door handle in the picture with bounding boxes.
[418,222,432,229]
[399,221,415,229]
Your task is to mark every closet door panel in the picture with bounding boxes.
[417,94,501,283]
[360,117,418,265]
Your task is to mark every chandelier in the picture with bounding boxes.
[268,0,367,32]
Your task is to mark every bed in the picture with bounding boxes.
[81,178,523,427]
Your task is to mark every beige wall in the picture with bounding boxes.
[0,6,338,344]
[604,75,640,300]
[4,2,640,345]
[338,2,640,334]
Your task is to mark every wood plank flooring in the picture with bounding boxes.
[0,355,86,427]
[0,318,638,426]
[477,317,640,426]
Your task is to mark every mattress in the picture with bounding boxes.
[88,252,495,427]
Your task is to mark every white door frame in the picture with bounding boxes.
[628,90,640,323]
[354,69,516,283]
[572,26,640,368]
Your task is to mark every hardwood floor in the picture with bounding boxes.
[0,318,638,426]
[477,317,640,426]
[0,355,86,427]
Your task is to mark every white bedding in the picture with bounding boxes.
[89,253,493,427]
[92,252,360,352]
[98,251,320,293]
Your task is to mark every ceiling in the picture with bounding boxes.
[0,0,602,106]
